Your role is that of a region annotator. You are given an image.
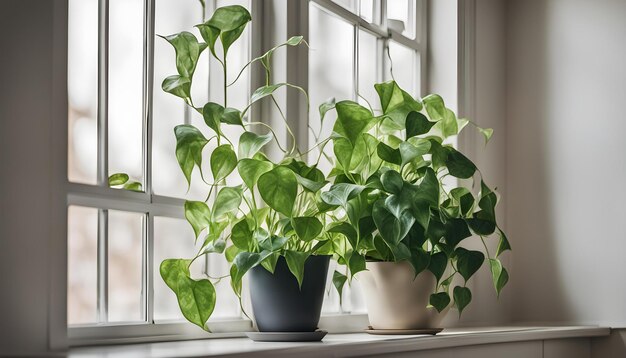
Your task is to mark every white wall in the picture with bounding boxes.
[0,0,68,355]
[506,0,626,326]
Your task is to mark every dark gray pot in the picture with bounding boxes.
[249,255,330,332]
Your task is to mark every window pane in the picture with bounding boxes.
[68,0,98,185]
[68,206,98,325]
[152,0,209,199]
[108,210,144,322]
[309,4,354,171]
[108,0,144,185]
[386,0,415,39]
[358,29,379,111]
[386,41,417,97]
[332,0,357,13]
[359,0,375,23]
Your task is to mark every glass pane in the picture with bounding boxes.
[386,0,415,39]
[359,0,375,23]
[332,0,357,13]
[67,206,98,325]
[108,0,144,186]
[68,0,98,184]
[358,29,379,111]
[309,4,354,171]
[152,0,209,200]
[108,210,144,322]
[386,41,417,97]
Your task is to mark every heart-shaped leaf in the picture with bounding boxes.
[184,201,211,239]
[446,148,476,179]
[332,270,348,305]
[496,228,512,257]
[231,250,271,287]
[292,216,324,242]
[488,258,509,297]
[372,199,415,246]
[429,292,451,313]
[319,97,336,125]
[212,186,242,219]
[321,183,366,207]
[174,125,209,186]
[258,166,298,216]
[453,286,472,315]
[108,173,129,186]
[159,31,205,78]
[162,75,191,99]
[348,252,366,277]
[160,259,216,331]
[231,218,253,251]
[455,248,485,282]
[380,170,404,194]
[258,235,288,252]
[333,101,375,145]
[423,94,445,120]
[408,247,431,277]
[285,251,310,288]
[197,5,251,57]
[406,111,435,138]
[428,251,448,282]
[376,142,402,165]
[238,131,273,158]
[237,158,273,189]
[399,140,430,167]
[210,144,237,181]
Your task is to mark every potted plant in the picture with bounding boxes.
[320,80,511,331]
[158,5,333,337]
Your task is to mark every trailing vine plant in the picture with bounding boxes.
[158,5,334,331]
[320,80,511,315]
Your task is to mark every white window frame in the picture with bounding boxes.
[66,0,427,346]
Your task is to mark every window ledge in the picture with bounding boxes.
[68,326,610,358]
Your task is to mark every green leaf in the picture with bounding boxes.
[160,31,205,78]
[333,101,375,145]
[443,218,472,248]
[202,102,224,134]
[285,251,310,288]
[199,237,226,255]
[232,250,271,287]
[399,140,430,167]
[319,97,336,125]
[294,173,327,193]
[162,75,191,99]
[258,166,298,216]
[496,228,512,257]
[250,83,289,105]
[348,252,366,277]
[450,187,475,217]
[408,247,431,277]
[380,170,403,195]
[197,5,251,57]
[108,173,129,186]
[184,201,211,239]
[160,259,215,331]
[212,186,242,219]
[328,223,358,249]
[488,258,509,297]
[479,127,494,144]
[478,180,498,222]
[455,248,485,282]
[429,292,451,313]
[258,235,288,252]
[467,212,497,235]
[423,94,445,120]
[376,142,402,165]
[446,148,476,179]
[321,183,365,207]
[225,245,242,263]
[332,270,348,305]
[174,125,209,186]
[292,217,324,242]
[210,144,237,181]
[222,108,243,126]
[453,286,472,315]
[441,108,459,137]
[374,81,422,127]
[428,251,448,282]
[238,131,273,158]
[260,252,280,273]
[372,199,415,246]
[123,181,142,192]
[237,158,273,189]
[231,218,253,250]
[406,111,435,139]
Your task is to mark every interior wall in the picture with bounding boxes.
[506,0,626,326]
[0,0,68,355]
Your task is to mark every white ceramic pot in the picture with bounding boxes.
[357,261,449,329]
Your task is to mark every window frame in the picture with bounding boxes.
[66,0,427,346]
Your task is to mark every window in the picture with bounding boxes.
[67,0,425,343]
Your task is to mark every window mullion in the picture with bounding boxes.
[96,0,110,325]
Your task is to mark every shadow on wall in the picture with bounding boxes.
[506,0,574,323]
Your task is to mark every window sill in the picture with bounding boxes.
[68,326,610,358]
